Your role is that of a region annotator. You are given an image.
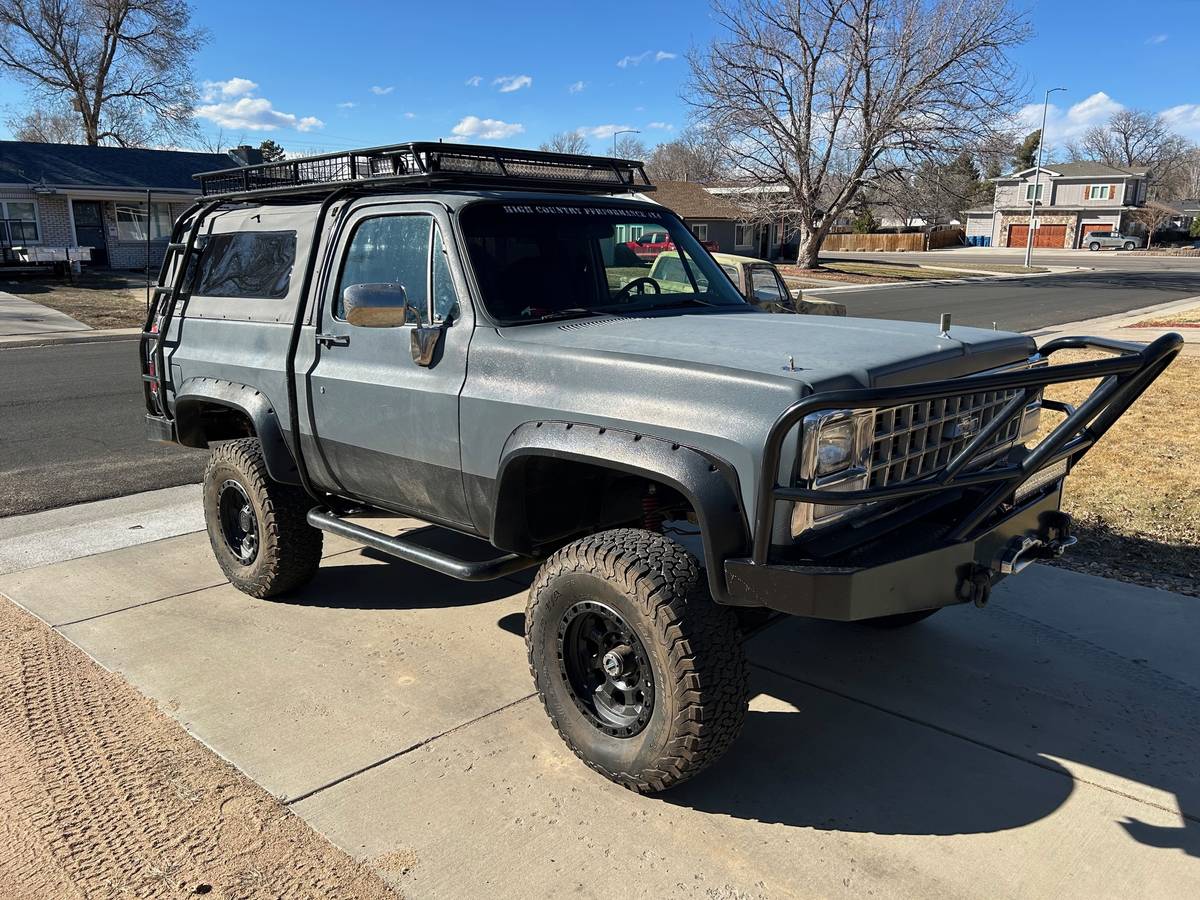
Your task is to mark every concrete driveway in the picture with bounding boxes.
[1,510,1197,898]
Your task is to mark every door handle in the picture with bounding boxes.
[316,332,350,349]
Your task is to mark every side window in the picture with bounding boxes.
[751,266,784,301]
[432,227,459,322]
[336,214,431,322]
[192,231,297,299]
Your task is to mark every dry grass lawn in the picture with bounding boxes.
[1040,349,1199,596]
[779,260,1048,286]
[1130,304,1200,328]
[3,271,148,328]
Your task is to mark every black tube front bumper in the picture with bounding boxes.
[724,486,1068,620]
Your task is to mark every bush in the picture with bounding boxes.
[1191,217,1200,239]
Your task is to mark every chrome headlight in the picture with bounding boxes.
[791,409,874,536]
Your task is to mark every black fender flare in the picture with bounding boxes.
[173,378,299,484]
[492,421,751,605]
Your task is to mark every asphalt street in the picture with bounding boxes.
[809,269,1200,333]
[0,338,207,517]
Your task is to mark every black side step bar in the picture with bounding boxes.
[306,508,540,582]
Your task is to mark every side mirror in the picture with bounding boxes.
[410,322,445,367]
[342,282,417,328]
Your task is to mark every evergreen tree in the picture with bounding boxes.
[1012,130,1040,171]
[259,139,286,162]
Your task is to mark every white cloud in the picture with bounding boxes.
[1015,91,1124,147]
[465,75,483,87]
[403,111,416,119]
[450,115,525,140]
[617,50,675,68]
[1161,104,1200,140]
[493,74,533,93]
[337,101,357,109]
[1145,33,1168,45]
[579,123,634,140]
[201,77,257,102]
[647,121,673,131]
[197,95,325,133]
[568,80,586,94]
[370,85,395,95]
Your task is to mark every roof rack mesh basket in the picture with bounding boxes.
[196,142,654,199]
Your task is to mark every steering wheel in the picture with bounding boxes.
[615,277,661,302]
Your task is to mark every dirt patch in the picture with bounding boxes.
[1128,304,1200,329]
[1040,350,1199,597]
[0,598,398,899]
[2,271,148,328]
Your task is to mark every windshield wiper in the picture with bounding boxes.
[518,307,605,323]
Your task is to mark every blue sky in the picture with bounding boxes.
[2,0,1198,155]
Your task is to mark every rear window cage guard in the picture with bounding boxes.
[750,333,1183,565]
[196,142,654,200]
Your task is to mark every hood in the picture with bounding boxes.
[499,310,1036,392]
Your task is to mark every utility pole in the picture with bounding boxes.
[1024,87,1066,268]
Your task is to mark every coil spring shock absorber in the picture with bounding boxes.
[642,484,663,533]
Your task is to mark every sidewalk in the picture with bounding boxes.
[0,289,91,337]
[1030,294,1200,357]
[1,490,1197,898]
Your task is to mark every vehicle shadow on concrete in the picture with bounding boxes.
[279,528,536,610]
[664,611,1200,856]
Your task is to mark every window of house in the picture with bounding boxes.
[691,223,709,241]
[1087,185,1113,200]
[735,223,753,246]
[336,214,432,322]
[0,200,40,242]
[1024,183,1044,201]
[192,230,297,299]
[115,201,173,241]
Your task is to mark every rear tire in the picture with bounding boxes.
[203,438,322,598]
[526,529,748,793]
[858,609,940,629]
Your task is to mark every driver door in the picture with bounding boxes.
[306,202,473,525]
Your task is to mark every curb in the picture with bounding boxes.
[802,269,1075,296]
[0,327,141,350]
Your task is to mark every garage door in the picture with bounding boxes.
[1079,223,1108,247]
[1008,224,1068,248]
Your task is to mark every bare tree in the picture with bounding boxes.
[1068,109,1195,199]
[0,0,206,147]
[687,0,1029,267]
[614,133,649,161]
[539,130,590,154]
[6,102,83,143]
[1126,201,1178,249]
[644,126,726,182]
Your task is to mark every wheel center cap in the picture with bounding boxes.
[602,645,631,678]
[238,506,253,532]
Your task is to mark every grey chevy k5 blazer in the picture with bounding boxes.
[141,143,1181,792]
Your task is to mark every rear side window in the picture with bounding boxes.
[192,231,296,299]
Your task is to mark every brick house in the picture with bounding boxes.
[965,162,1150,249]
[0,141,262,269]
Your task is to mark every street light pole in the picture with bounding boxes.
[612,129,641,157]
[1024,86,1066,268]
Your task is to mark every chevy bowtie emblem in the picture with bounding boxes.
[949,415,981,439]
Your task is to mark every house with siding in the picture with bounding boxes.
[649,181,791,258]
[965,162,1150,249]
[0,141,262,269]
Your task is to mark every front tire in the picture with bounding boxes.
[203,438,323,598]
[1123,242,1135,250]
[526,529,748,793]
[1089,242,1100,251]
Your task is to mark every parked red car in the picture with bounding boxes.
[625,229,718,259]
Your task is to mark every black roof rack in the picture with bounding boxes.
[195,141,654,200]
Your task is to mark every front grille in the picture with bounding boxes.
[868,385,1032,489]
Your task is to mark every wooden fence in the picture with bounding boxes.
[821,228,964,252]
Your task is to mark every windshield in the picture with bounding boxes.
[459,201,747,323]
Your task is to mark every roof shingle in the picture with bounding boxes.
[0,141,239,191]
[650,180,746,220]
